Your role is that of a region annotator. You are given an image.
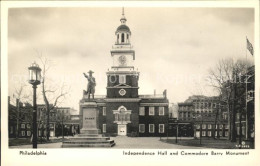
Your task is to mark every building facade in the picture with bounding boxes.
[234,65,255,141]
[176,95,229,138]
[8,96,80,138]
[79,10,169,137]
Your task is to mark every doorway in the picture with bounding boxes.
[118,125,127,136]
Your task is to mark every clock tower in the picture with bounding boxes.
[106,8,139,98]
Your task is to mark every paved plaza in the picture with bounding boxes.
[9,136,204,149]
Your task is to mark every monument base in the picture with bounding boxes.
[61,134,115,148]
[61,100,115,148]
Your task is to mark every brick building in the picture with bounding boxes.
[234,65,255,140]
[8,97,80,138]
[176,95,229,138]
[8,97,33,138]
[79,10,169,137]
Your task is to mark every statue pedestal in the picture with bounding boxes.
[62,100,115,148]
[80,102,100,135]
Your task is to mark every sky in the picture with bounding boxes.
[8,7,254,111]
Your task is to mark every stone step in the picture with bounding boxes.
[68,137,110,141]
[61,142,115,148]
[63,140,114,144]
[77,134,102,137]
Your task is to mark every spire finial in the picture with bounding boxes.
[120,7,127,24]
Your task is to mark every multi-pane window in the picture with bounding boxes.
[202,131,206,136]
[27,131,31,136]
[208,124,212,129]
[208,131,211,137]
[119,75,126,84]
[225,131,229,137]
[126,114,130,121]
[237,127,240,135]
[196,125,200,129]
[159,124,164,133]
[21,131,25,136]
[219,124,223,129]
[139,107,145,116]
[159,107,164,115]
[103,107,106,116]
[219,132,222,137]
[139,124,145,133]
[115,114,119,121]
[27,124,30,128]
[149,107,155,115]
[103,124,106,133]
[202,124,206,129]
[149,124,155,133]
[225,124,229,129]
[10,126,13,134]
[21,124,25,129]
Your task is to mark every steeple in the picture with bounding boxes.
[115,7,131,45]
[120,7,127,25]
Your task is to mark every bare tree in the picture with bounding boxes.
[207,58,251,142]
[11,82,31,138]
[38,55,70,141]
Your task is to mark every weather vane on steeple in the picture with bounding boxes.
[122,7,125,16]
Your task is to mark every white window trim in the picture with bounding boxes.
[103,124,106,133]
[21,124,25,129]
[159,124,164,133]
[208,131,211,136]
[208,124,212,129]
[149,124,155,133]
[139,107,145,116]
[21,131,25,136]
[202,131,206,136]
[159,107,164,116]
[139,124,145,133]
[103,107,106,116]
[119,75,126,84]
[149,107,155,116]
[225,131,229,136]
[27,131,31,136]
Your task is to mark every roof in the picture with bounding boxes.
[116,24,130,32]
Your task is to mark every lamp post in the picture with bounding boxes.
[175,120,178,143]
[193,114,203,145]
[28,62,41,148]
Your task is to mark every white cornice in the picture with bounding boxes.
[106,71,139,75]
[105,98,141,102]
[106,86,139,89]
[140,103,169,106]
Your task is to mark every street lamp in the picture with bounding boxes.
[193,114,203,145]
[28,62,41,148]
[175,119,178,143]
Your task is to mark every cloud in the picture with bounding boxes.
[8,7,254,109]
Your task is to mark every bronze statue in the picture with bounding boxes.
[83,70,96,99]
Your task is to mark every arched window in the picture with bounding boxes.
[121,33,125,43]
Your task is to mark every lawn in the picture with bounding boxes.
[161,137,254,149]
[9,137,66,146]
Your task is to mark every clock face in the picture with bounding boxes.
[119,89,126,96]
[118,55,127,65]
